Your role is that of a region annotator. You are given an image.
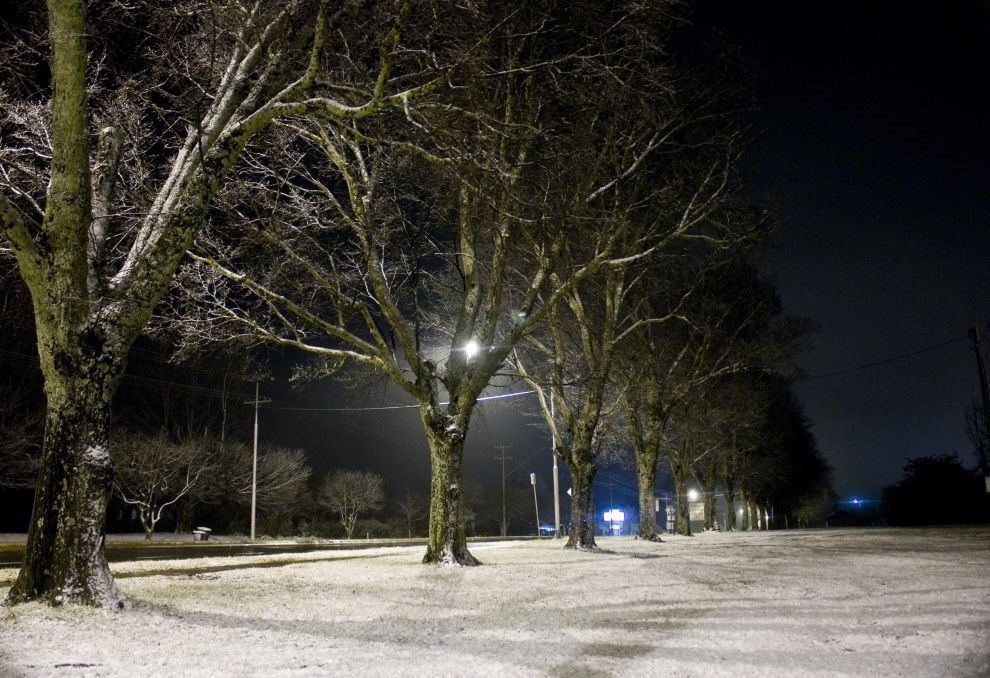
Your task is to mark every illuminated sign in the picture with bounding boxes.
[603,509,625,522]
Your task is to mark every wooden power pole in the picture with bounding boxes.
[494,445,512,536]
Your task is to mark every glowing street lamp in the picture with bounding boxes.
[687,488,699,502]
[464,340,480,359]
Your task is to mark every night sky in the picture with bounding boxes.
[263,3,990,512]
[698,1,990,500]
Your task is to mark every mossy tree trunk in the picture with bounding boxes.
[563,447,597,550]
[6,340,127,607]
[422,419,478,565]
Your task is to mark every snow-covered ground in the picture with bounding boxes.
[1,527,988,677]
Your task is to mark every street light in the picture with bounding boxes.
[464,340,480,360]
[530,472,541,538]
[687,488,699,502]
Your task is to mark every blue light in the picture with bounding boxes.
[852,498,860,505]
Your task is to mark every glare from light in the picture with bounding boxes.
[603,509,625,522]
[464,340,479,359]
[687,489,699,501]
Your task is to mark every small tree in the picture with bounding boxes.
[207,442,312,535]
[0,388,41,491]
[111,431,212,540]
[0,275,42,490]
[395,492,427,538]
[318,470,385,539]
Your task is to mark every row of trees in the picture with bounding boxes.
[111,431,562,541]
[881,454,989,526]
[0,0,832,607]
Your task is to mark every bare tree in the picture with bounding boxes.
[235,445,313,534]
[0,386,41,490]
[0,0,445,606]
[395,492,428,538]
[110,431,212,540]
[176,3,692,565]
[318,470,385,539]
[0,269,42,489]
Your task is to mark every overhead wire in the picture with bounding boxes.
[800,335,968,381]
[1,333,974,410]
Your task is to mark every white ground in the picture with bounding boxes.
[1,527,988,677]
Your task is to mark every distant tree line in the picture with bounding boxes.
[881,454,989,526]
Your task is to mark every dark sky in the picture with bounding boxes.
[261,2,990,513]
[695,1,990,499]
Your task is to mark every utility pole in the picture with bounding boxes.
[245,383,271,540]
[530,472,541,538]
[969,325,990,490]
[494,445,512,537]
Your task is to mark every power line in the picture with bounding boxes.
[0,347,256,400]
[263,389,536,413]
[1,331,976,410]
[801,335,969,381]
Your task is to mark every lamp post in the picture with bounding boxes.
[530,472,541,537]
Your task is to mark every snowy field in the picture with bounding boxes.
[1,527,988,677]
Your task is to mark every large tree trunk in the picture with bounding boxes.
[635,445,662,541]
[750,502,762,530]
[703,492,717,531]
[671,469,692,536]
[695,462,719,531]
[565,451,597,550]
[5,365,125,608]
[723,487,737,532]
[422,417,478,566]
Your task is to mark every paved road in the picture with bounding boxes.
[0,539,429,569]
